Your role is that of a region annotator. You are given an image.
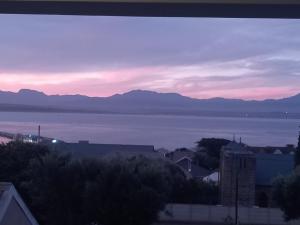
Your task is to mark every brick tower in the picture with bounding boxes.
[220,141,256,207]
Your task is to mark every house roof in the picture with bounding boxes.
[203,171,219,183]
[0,182,39,225]
[248,146,296,155]
[156,148,170,156]
[166,148,195,162]
[222,142,295,186]
[190,163,211,178]
[175,157,211,178]
[55,142,162,159]
[255,154,294,186]
[222,141,253,156]
[175,156,193,164]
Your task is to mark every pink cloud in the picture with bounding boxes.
[0,64,299,100]
[0,66,167,96]
[98,66,166,83]
[191,87,298,100]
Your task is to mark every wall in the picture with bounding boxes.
[157,204,299,225]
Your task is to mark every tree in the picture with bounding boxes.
[83,157,166,225]
[193,152,219,170]
[273,171,300,221]
[23,153,86,225]
[23,155,168,225]
[0,142,220,225]
[0,142,49,187]
[196,138,230,159]
[0,145,168,225]
[193,138,230,170]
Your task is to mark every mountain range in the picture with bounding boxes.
[0,89,300,118]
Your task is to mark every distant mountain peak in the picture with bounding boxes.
[18,89,46,96]
[121,89,185,98]
[124,89,159,95]
[0,88,299,117]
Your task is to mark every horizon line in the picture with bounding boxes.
[0,88,299,102]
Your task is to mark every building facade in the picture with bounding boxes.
[220,142,256,206]
[220,142,294,208]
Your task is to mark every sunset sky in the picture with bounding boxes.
[0,15,300,100]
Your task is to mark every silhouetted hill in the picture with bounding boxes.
[0,89,300,118]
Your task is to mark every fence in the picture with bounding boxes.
[157,204,299,225]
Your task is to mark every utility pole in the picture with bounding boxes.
[38,125,41,143]
[235,153,239,225]
[235,171,239,225]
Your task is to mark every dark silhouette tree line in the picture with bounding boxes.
[272,167,300,221]
[0,142,218,225]
[295,132,300,167]
[270,132,300,221]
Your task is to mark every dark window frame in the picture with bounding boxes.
[0,1,300,18]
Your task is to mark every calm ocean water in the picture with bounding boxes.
[0,112,299,150]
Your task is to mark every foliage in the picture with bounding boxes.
[82,158,166,225]
[196,138,230,159]
[24,153,86,225]
[169,179,218,204]
[0,142,219,225]
[192,152,219,170]
[273,171,300,221]
[193,138,230,169]
[0,142,49,186]
[295,134,300,167]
